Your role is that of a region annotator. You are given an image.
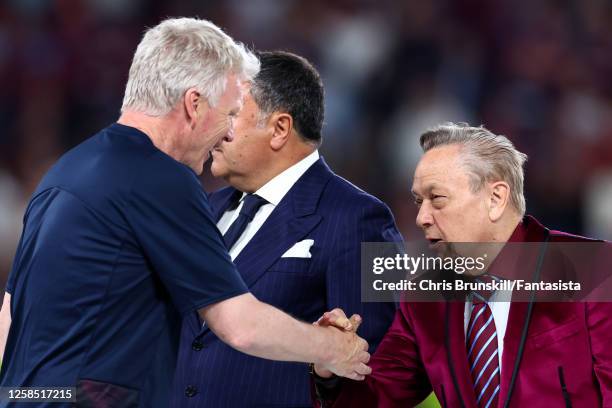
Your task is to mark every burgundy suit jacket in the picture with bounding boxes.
[313,216,612,407]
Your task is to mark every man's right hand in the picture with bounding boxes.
[202,294,372,380]
[315,308,370,380]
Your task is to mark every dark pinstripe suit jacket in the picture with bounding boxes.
[171,158,401,408]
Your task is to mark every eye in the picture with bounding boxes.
[414,198,423,207]
[431,195,447,207]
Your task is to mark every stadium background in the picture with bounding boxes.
[0,1,610,406]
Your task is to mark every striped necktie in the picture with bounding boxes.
[466,275,500,408]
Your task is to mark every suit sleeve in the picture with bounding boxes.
[325,197,401,351]
[587,301,612,406]
[313,305,432,407]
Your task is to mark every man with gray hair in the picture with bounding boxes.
[0,18,370,408]
[311,122,612,407]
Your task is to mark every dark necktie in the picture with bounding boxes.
[466,274,500,408]
[222,194,267,250]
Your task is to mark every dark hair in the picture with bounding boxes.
[251,50,324,144]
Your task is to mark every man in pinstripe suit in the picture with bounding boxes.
[171,50,401,407]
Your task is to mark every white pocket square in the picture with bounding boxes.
[281,239,314,258]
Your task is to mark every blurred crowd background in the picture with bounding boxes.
[1,0,611,290]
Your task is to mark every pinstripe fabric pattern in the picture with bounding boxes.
[171,158,401,407]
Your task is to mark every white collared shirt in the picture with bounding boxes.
[464,289,512,372]
[217,150,320,260]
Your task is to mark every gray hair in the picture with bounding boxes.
[121,17,260,116]
[420,122,528,216]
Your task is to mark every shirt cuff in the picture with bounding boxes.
[309,364,342,406]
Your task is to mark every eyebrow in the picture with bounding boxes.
[412,183,447,197]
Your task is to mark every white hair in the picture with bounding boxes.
[420,122,528,216]
[121,17,259,116]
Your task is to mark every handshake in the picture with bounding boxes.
[312,308,371,381]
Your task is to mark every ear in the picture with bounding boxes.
[183,88,208,128]
[269,113,293,151]
[488,181,511,222]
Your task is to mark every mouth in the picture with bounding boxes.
[427,238,443,249]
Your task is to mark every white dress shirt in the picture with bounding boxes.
[464,289,512,371]
[217,150,320,260]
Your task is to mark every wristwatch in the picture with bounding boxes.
[309,363,342,388]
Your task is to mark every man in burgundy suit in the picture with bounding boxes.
[312,122,612,407]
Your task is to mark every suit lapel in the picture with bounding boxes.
[446,301,479,408]
[497,216,548,406]
[233,203,321,287]
[233,159,332,287]
[209,187,242,222]
[198,158,333,336]
[498,237,539,403]
[498,302,529,406]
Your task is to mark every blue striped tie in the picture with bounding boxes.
[466,275,500,408]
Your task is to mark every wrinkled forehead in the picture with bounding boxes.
[412,145,469,192]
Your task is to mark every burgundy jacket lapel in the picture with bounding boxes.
[445,301,479,407]
[497,215,549,406]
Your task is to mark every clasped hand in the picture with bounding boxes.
[314,308,371,381]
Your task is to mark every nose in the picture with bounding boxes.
[224,126,235,143]
[416,201,434,230]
